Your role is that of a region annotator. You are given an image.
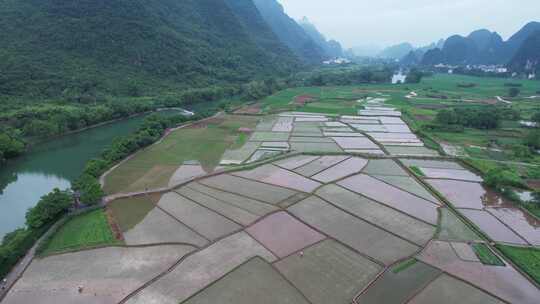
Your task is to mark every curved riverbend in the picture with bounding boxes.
[0,110,183,238]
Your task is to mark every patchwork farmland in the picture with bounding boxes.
[3,96,539,304]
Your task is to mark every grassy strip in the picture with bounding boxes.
[392,258,417,274]
[409,166,425,177]
[496,245,540,285]
[524,204,540,219]
[472,243,505,266]
[39,209,121,256]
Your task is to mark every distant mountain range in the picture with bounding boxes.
[376,39,445,63]
[378,43,415,60]
[421,21,540,71]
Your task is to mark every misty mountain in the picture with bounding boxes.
[417,39,446,53]
[298,17,343,58]
[379,39,444,61]
[509,31,540,74]
[253,0,327,64]
[0,0,301,97]
[400,51,422,66]
[421,32,499,65]
[378,43,414,59]
[421,22,540,66]
[350,45,383,57]
[400,39,445,65]
[505,21,540,60]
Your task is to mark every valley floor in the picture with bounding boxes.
[3,78,540,304]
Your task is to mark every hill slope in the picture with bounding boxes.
[224,0,300,68]
[0,0,300,98]
[378,43,414,60]
[506,22,540,56]
[509,31,540,75]
[253,0,327,64]
[298,17,343,58]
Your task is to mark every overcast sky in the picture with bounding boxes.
[278,0,540,48]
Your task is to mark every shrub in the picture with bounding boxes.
[524,129,540,150]
[508,88,520,98]
[511,144,533,158]
[531,191,540,205]
[73,174,104,205]
[483,168,525,189]
[504,83,523,87]
[25,189,72,229]
[435,107,500,129]
[531,112,540,125]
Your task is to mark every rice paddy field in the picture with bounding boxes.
[103,114,259,194]
[5,74,540,304]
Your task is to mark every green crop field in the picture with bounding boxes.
[103,115,259,194]
[497,245,540,284]
[41,209,120,256]
[472,243,505,266]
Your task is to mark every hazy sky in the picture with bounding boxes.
[278,0,540,48]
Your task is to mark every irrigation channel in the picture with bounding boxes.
[0,109,189,239]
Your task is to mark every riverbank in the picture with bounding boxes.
[0,111,212,297]
[22,106,193,152]
[0,109,189,239]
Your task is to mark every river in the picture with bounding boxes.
[0,110,182,239]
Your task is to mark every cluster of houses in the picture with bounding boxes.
[433,64,508,74]
[323,57,351,65]
[430,64,536,79]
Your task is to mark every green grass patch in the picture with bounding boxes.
[523,204,540,219]
[410,166,425,177]
[104,114,258,194]
[392,258,417,273]
[472,243,505,266]
[40,209,120,256]
[497,245,540,284]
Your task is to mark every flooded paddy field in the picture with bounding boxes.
[6,95,540,304]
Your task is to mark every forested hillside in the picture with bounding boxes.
[0,0,299,99]
[298,17,343,58]
[505,22,540,59]
[379,43,414,60]
[510,31,540,76]
[253,0,327,64]
[224,0,300,69]
[0,0,307,163]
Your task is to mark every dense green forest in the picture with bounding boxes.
[0,0,310,164]
[253,0,327,63]
[0,0,301,99]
